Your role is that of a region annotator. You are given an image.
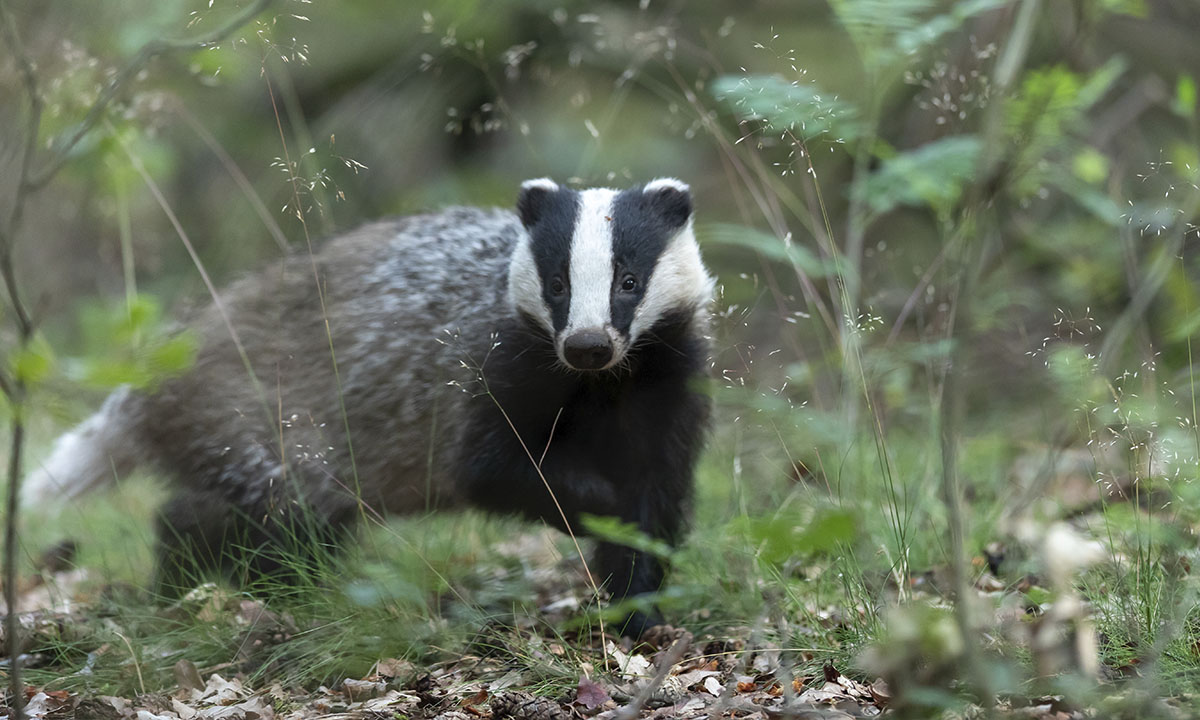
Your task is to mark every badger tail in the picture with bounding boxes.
[24,387,143,506]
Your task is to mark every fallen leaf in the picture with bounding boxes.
[175,659,205,692]
[460,688,489,708]
[672,668,721,691]
[193,674,247,705]
[575,675,611,710]
[344,678,386,702]
[173,698,199,719]
[605,642,653,680]
[869,678,891,707]
[374,657,414,679]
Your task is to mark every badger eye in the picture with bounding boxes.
[619,275,638,293]
[550,277,566,296]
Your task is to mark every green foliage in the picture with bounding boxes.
[8,0,1200,711]
[832,0,1007,71]
[700,223,837,278]
[1095,0,1149,18]
[1005,59,1125,196]
[9,336,55,386]
[711,74,862,144]
[579,515,674,559]
[864,135,981,218]
[1173,76,1197,118]
[73,295,197,390]
[734,506,857,567]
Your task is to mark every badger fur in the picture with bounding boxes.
[27,178,714,635]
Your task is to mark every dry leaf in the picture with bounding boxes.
[460,688,489,708]
[174,659,205,692]
[343,678,386,702]
[575,675,611,709]
[374,657,414,679]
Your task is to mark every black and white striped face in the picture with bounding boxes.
[508,178,714,372]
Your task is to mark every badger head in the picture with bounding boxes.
[507,178,714,372]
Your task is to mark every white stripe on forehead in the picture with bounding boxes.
[566,188,617,333]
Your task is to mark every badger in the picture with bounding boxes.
[27,178,714,636]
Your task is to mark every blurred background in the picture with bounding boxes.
[3,0,1200,706]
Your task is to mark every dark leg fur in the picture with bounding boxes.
[153,488,353,598]
[460,319,710,637]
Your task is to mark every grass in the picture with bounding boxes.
[9,341,1200,716]
[5,2,1200,717]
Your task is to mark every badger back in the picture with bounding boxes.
[506,178,714,372]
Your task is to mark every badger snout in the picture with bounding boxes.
[562,330,614,370]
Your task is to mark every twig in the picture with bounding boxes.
[0,0,41,335]
[0,1,47,716]
[172,100,291,253]
[114,632,146,696]
[23,0,274,191]
[113,128,271,434]
[937,1,1043,715]
[613,636,688,720]
[0,6,274,713]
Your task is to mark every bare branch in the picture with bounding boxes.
[0,0,42,338]
[0,2,49,712]
[0,6,275,718]
[23,0,274,191]
[614,637,689,720]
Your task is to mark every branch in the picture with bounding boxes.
[0,6,274,718]
[613,637,689,720]
[23,0,274,191]
[0,0,41,339]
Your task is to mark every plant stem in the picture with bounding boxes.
[0,4,276,715]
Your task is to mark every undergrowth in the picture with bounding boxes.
[4,0,1200,716]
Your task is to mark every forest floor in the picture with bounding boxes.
[4,522,1187,720]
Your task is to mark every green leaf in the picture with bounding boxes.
[1023,585,1053,606]
[1076,57,1127,110]
[148,334,199,376]
[894,0,1009,55]
[1174,75,1197,117]
[1046,345,1106,407]
[831,0,1007,70]
[1096,0,1147,17]
[737,507,857,566]
[712,74,863,144]
[830,0,933,69]
[1072,148,1109,185]
[864,135,981,216]
[579,515,675,559]
[73,294,197,390]
[9,338,55,386]
[699,223,837,278]
[1168,309,1200,343]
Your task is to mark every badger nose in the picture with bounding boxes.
[563,331,614,370]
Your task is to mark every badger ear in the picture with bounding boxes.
[643,177,692,230]
[517,178,560,228]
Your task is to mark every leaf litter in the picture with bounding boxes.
[0,514,1177,720]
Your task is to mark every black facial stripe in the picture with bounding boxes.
[608,186,687,335]
[525,189,580,332]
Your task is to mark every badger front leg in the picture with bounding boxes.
[464,448,690,636]
[591,475,689,637]
[153,472,357,597]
